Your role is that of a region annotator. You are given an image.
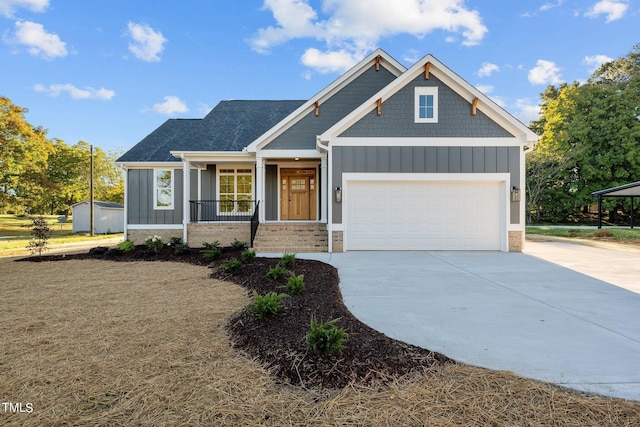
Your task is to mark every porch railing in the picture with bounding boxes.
[189,200,257,223]
[250,201,260,248]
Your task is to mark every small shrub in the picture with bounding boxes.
[283,273,305,295]
[173,243,190,255]
[222,257,242,273]
[203,248,221,261]
[26,216,51,256]
[594,229,614,238]
[306,317,347,356]
[169,236,183,246]
[280,252,296,268]
[145,235,164,252]
[266,264,289,282]
[117,239,135,253]
[202,241,221,250]
[241,249,256,262]
[231,239,249,251]
[248,291,287,319]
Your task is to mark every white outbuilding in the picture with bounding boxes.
[71,201,124,234]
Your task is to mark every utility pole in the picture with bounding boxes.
[90,144,94,236]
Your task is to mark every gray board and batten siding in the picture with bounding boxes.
[263,65,397,150]
[127,168,199,225]
[331,146,521,225]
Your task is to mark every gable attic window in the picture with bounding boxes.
[154,169,174,210]
[415,86,438,123]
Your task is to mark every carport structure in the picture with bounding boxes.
[591,181,640,228]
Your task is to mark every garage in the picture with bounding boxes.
[344,178,505,251]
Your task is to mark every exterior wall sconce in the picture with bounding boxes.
[511,186,521,202]
[335,187,342,203]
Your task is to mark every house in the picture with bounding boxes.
[71,200,124,234]
[116,49,538,252]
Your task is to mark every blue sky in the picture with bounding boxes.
[1,0,637,154]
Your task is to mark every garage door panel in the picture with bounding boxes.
[346,180,502,251]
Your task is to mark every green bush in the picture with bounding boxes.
[248,291,287,319]
[202,241,221,250]
[266,264,289,282]
[145,235,164,252]
[169,236,183,246]
[241,249,256,262]
[280,252,296,268]
[203,248,221,261]
[222,257,242,273]
[231,239,249,251]
[284,273,304,295]
[26,215,51,256]
[117,239,135,253]
[306,317,347,356]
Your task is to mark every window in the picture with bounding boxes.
[219,168,253,213]
[154,169,174,209]
[415,87,438,123]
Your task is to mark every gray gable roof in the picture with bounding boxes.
[117,100,305,162]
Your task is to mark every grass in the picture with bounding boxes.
[526,225,640,243]
[0,214,122,250]
[1,258,639,425]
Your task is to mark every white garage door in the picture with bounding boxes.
[345,180,503,250]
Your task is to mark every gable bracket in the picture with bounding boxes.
[375,55,381,71]
[377,98,382,116]
[471,97,479,116]
[424,62,431,80]
[314,101,319,117]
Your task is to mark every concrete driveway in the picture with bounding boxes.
[285,243,640,401]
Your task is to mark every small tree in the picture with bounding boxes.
[26,216,51,256]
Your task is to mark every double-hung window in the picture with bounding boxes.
[219,168,253,213]
[154,169,174,209]
[415,87,438,123]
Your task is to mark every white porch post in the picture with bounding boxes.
[182,159,190,243]
[256,155,265,222]
[320,154,328,223]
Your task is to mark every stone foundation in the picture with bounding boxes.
[331,230,344,253]
[187,223,250,247]
[126,228,183,245]
[508,230,523,252]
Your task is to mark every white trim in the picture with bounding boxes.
[123,168,129,240]
[341,172,510,252]
[247,49,407,152]
[127,224,183,230]
[117,161,182,169]
[153,169,174,210]
[332,137,524,147]
[171,151,254,161]
[415,86,438,123]
[259,149,322,159]
[182,161,190,242]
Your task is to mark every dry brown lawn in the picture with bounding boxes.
[1,258,639,426]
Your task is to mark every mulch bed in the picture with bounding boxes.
[18,245,453,389]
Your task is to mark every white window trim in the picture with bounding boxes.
[153,169,174,210]
[415,86,438,123]
[216,165,255,214]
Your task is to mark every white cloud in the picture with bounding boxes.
[528,59,563,85]
[8,20,67,59]
[475,84,494,94]
[514,98,541,124]
[127,22,167,62]
[477,62,499,77]
[584,54,614,72]
[197,103,213,116]
[0,0,48,18]
[153,96,188,115]
[251,0,487,73]
[540,0,564,12]
[402,48,420,64]
[34,83,115,100]
[300,48,359,73]
[584,0,629,22]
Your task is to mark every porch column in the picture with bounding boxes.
[320,154,328,223]
[256,156,265,223]
[183,160,190,243]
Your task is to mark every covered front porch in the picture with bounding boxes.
[172,149,329,249]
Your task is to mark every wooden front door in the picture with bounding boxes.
[280,169,316,220]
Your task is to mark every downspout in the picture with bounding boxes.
[121,165,128,241]
[316,135,332,252]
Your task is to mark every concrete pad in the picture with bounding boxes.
[284,249,640,401]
